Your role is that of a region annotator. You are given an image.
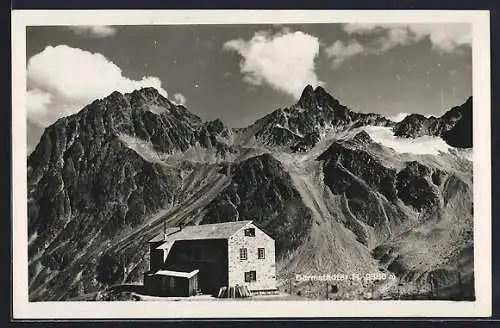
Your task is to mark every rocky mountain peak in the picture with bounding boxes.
[128,87,175,112]
[130,86,165,99]
[254,84,393,151]
[313,85,339,107]
[296,84,315,108]
[296,84,340,110]
[107,90,127,100]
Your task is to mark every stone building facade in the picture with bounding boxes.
[227,223,276,292]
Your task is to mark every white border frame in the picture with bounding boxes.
[11,9,491,319]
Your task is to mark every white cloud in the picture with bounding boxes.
[69,25,117,38]
[342,23,382,35]
[173,93,187,106]
[223,30,322,99]
[326,23,471,68]
[324,40,364,67]
[342,23,471,54]
[375,27,415,52]
[405,24,472,53]
[27,45,169,127]
[27,89,52,117]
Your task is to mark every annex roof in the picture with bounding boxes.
[148,220,253,244]
[148,269,199,279]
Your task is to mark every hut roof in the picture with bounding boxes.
[148,220,253,244]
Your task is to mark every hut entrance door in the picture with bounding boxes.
[196,261,217,294]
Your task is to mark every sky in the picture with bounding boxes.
[26,23,472,152]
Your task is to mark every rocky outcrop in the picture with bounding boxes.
[291,131,321,153]
[441,97,473,148]
[393,97,472,148]
[393,114,441,138]
[395,161,443,212]
[202,154,313,257]
[316,140,404,243]
[317,141,398,202]
[316,139,448,214]
[350,130,374,145]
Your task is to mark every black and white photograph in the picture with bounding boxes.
[12,10,491,318]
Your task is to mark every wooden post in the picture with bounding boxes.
[325,281,329,300]
[458,264,463,299]
[433,275,439,298]
[429,273,434,297]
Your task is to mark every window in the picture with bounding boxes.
[239,248,247,260]
[244,228,255,237]
[244,270,257,282]
[258,248,265,259]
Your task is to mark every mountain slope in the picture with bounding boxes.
[201,153,314,256]
[27,88,234,300]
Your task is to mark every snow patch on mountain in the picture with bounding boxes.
[146,105,169,115]
[275,124,304,138]
[166,143,236,164]
[362,126,452,155]
[117,133,167,162]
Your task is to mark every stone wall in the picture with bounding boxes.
[227,223,276,291]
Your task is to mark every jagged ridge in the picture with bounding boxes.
[393,96,472,148]
[253,85,393,151]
